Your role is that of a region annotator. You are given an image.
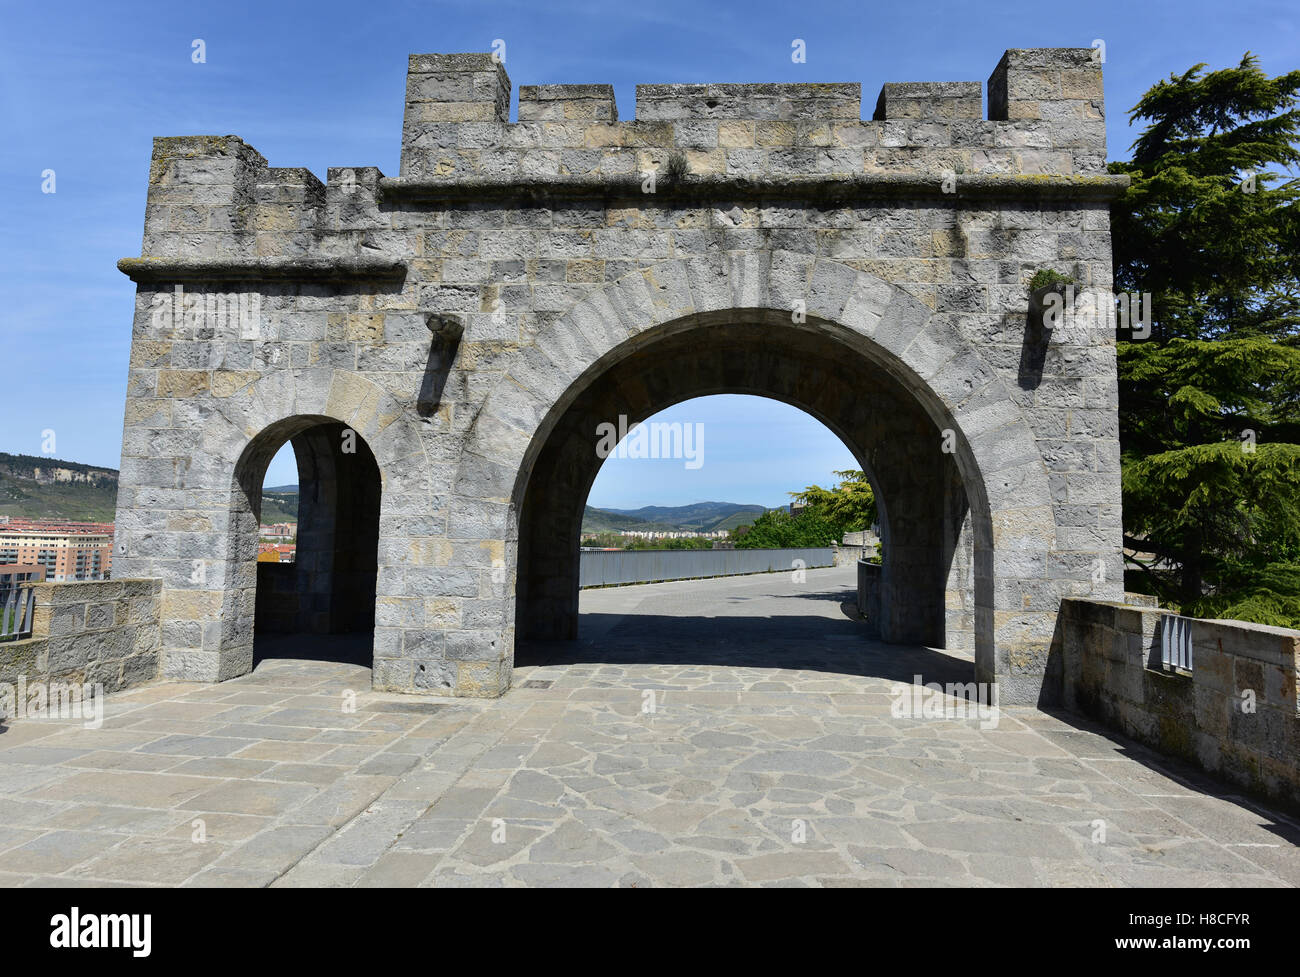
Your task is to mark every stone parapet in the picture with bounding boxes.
[1060,599,1300,810]
[874,82,982,121]
[130,48,1113,263]
[0,579,162,705]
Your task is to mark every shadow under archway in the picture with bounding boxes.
[516,566,975,687]
[232,417,382,669]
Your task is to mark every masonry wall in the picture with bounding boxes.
[113,47,1127,700]
[833,544,866,567]
[0,579,162,710]
[1060,599,1300,810]
[857,560,882,640]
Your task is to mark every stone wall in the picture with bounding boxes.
[857,560,882,639]
[833,543,865,567]
[841,530,879,549]
[1060,599,1300,809]
[0,579,162,706]
[837,530,881,567]
[112,47,1127,701]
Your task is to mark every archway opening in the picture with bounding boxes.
[234,417,381,668]
[509,314,985,683]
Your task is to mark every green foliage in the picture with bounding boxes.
[1028,269,1075,292]
[581,531,715,550]
[733,509,838,548]
[1186,561,1300,627]
[581,502,764,534]
[789,469,876,539]
[1123,441,1300,569]
[1118,337,1300,454]
[1112,54,1300,626]
[1109,54,1300,343]
[664,150,689,185]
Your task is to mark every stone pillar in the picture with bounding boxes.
[400,53,511,178]
[987,48,1106,173]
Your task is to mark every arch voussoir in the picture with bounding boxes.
[806,259,860,322]
[683,253,734,314]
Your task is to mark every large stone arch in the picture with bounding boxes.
[450,252,1062,702]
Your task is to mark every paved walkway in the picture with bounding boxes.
[0,567,1297,887]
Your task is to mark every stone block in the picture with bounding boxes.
[874,82,981,121]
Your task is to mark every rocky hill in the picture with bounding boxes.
[0,453,120,522]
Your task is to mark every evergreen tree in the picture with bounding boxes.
[1110,54,1300,625]
[789,469,877,538]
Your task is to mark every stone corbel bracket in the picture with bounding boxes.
[425,312,464,345]
[416,312,464,417]
[116,256,408,284]
[1028,280,1076,333]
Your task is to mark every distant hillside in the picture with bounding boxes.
[582,501,768,534]
[260,490,299,524]
[0,453,119,522]
[0,457,763,534]
[709,508,767,532]
[0,458,300,525]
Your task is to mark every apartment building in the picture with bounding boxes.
[0,521,113,581]
[259,522,297,541]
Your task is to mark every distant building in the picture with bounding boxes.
[609,529,731,541]
[0,522,112,581]
[0,565,46,585]
[0,564,47,602]
[257,543,296,563]
[259,522,297,540]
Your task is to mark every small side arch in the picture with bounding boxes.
[196,368,430,680]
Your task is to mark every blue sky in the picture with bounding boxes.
[3,0,1295,506]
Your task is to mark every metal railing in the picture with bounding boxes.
[1160,614,1193,671]
[0,583,36,641]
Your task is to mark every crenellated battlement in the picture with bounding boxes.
[634,82,863,121]
[126,47,1115,268]
[395,47,1104,175]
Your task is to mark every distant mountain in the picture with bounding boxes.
[582,501,768,534]
[0,456,766,535]
[0,453,119,522]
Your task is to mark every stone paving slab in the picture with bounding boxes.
[0,567,1297,887]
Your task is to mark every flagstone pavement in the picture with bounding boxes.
[0,566,1297,887]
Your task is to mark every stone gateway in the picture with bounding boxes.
[113,48,1127,704]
